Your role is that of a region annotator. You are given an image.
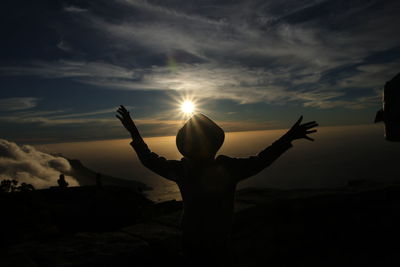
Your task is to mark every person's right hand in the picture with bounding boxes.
[116,105,137,133]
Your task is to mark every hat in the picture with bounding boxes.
[176,114,225,159]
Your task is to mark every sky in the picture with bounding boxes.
[1,0,400,143]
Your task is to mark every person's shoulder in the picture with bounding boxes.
[180,157,191,166]
[215,154,234,162]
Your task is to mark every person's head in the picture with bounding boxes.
[176,113,225,161]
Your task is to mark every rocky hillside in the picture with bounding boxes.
[67,158,152,192]
[2,183,400,266]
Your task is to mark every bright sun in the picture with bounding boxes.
[181,100,195,114]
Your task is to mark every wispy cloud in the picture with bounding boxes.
[1,60,136,80]
[64,6,88,13]
[50,108,118,119]
[56,39,73,53]
[338,62,400,89]
[0,114,116,126]
[0,97,40,111]
[2,0,400,112]
[0,103,278,140]
[88,0,400,69]
[0,107,116,126]
[0,107,176,129]
[0,60,382,110]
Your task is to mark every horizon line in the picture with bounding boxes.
[27,123,380,146]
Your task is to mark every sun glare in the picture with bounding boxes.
[181,100,195,115]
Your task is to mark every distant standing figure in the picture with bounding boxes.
[116,105,318,265]
[96,173,103,188]
[57,174,69,188]
[375,72,400,141]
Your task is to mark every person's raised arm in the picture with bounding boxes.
[116,105,144,144]
[221,116,318,183]
[116,105,181,182]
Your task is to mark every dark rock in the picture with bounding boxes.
[141,200,183,226]
[232,186,400,267]
[3,231,150,267]
[122,223,182,255]
[67,159,151,192]
[3,183,400,266]
[152,210,183,228]
[0,186,153,246]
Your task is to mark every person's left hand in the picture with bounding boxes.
[283,116,318,142]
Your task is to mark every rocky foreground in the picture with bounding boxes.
[2,182,400,267]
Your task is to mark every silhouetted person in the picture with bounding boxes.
[96,173,103,188]
[375,72,400,141]
[57,174,68,188]
[116,105,317,265]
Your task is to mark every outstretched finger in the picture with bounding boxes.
[304,135,314,141]
[295,115,303,126]
[116,115,123,122]
[117,109,130,118]
[303,123,319,130]
[118,106,128,112]
[302,121,316,127]
[120,105,129,113]
[306,129,317,134]
[117,109,126,117]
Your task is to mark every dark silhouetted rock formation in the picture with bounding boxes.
[67,159,151,192]
[2,183,400,266]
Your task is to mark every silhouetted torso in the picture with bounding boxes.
[178,157,236,260]
[130,137,292,264]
